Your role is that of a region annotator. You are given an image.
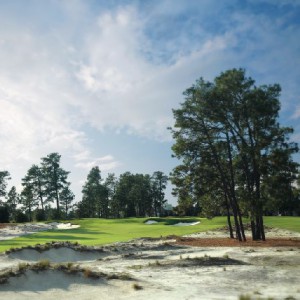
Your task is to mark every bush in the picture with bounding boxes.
[35,209,46,221]
[15,210,28,223]
[48,208,63,221]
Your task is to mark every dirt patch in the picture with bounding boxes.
[0,224,11,229]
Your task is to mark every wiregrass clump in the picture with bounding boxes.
[0,261,134,285]
[83,268,102,279]
[31,259,50,270]
[132,283,143,290]
[5,241,105,255]
[239,295,275,300]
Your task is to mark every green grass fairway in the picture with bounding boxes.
[0,217,226,253]
[264,216,300,233]
[0,216,299,253]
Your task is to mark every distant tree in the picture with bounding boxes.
[20,186,38,222]
[22,165,46,212]
[0,171,10,202]
[81,166,108,218]
[113,172,154,218]
[0,171,11,223]
[151,171,168,216]
[41,153,70,215]
[59,184,75,219]
[114,172,135,217]
[130,174,152,217]
[6,186,19,222]
[105,173,118,217]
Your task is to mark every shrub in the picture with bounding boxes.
[35,209,46,221]
[49,209,62,221]
[15,210,28,223]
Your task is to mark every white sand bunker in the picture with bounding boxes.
[145,220,200,226]
[49,222,80,230]
[8,247,103,263]
[0,269,107,292]
[145,220,158,225]
[173,221,200,226]
[0,222,80,241]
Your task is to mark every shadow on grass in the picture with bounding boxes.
[24,234,94,241]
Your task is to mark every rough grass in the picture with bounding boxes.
[0,216,299,253]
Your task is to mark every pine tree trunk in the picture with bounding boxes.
[225,194,234,238]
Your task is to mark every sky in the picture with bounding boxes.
[0,0,299,206]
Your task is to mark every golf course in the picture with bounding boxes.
[0,216,299,252]
[0,216,299,300]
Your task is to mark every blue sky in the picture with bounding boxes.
[0,0,299,205]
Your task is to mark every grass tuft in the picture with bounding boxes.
[132,283,143,290]
[18,262,28,272]
[83,268,100,279]
[32,259,50,270]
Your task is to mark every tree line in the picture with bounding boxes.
[0,154,168,222]
[169,69,300,241]
[76,167,168,218]
[0,153,74,222]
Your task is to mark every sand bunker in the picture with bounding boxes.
[0,222,80,241]
[8,247,104,263]
[49,222,80,230]
[0,269,105,291]
[145,220,158,225]
[145,220,200,226]
[173,221,200,226]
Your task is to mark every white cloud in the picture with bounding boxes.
[74,154,120,171]
[72,7,237,141]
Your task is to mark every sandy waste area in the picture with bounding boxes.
[0,223,299,300]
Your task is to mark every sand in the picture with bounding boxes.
[0,227,299,299]
[145,220,200,226]
[0,222,80,241]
